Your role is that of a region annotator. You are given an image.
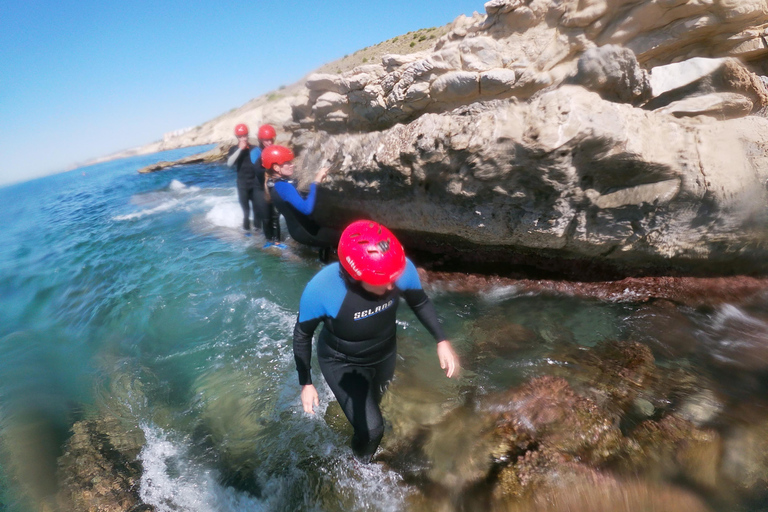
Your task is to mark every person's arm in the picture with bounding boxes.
[227,147,243,167]
[294,311,322,415]
[398,259,460,378]
[293,317,321,386]
[293,266,344,414]
[274,181,318,216]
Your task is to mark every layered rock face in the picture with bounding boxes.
[284,0,768,277]
[293,0,768,133]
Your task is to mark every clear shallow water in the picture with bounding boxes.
[2,149,768,511]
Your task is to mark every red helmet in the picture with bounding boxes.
[338,220,406,286]
[257,124,276,140]
[261,145,295,170]
[234,124,249,136]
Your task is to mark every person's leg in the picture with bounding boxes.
[237,186,250,230]
[262,204,280,242]
[247,188,259,232]
[252,187,269,232]
[318,352,396,461]
[314,227,341,248]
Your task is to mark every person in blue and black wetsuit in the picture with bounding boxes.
[293,220,460,461]
[261,145,341,257]
[226,124,278,238]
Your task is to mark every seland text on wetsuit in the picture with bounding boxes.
[227,145,273,235]
[268,178,340,248]
[293,259,446,458]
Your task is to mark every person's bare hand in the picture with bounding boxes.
[238,138,248,150]
[437,340,460,378]
[314,167,329,183]
[300,384,319,414]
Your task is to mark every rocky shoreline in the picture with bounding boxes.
[89,1,768,509]
[138,0,768,280]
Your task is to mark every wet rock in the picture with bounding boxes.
[490,376,624,465]
[378,368,459,464]
[422,406,498,489]
[626,299,699,358]
[621,414,720,486]
[677,389,723,427]
[632,397,655,418]
[566,340,657,414]
[495,468,714,512]
[56,416,148,512]
[465,316,541,361]
[420,271,768,307]
[192,367,277,465]
[721,420,768,493]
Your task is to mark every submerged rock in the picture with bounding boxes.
[495,469,714,512]
[626,299,699,358]
[56,416,148,512]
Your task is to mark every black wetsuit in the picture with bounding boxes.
[268,178,340,250]
[293,260,446,459]
[227,146,272,235]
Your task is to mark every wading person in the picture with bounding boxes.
[226,123,275,233]
[261,145,341,258]
[293,220,460,461]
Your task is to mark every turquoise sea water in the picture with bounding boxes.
[2,148,768,511]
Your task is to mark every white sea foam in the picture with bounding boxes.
[139,424,272,512]
[710,304,765,331]
[480,284,520,303]
[114,199,181,221]
[115,179,205,221]
[205,200,243,230]
[169,179,200,193]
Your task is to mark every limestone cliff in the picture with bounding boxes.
[146,0,768,277]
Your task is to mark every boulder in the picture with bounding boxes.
[569,45,652,105]
[293,85,768,277]
[430,71,480,102]
[654,92,754,119]
[479,68,518,97]
[646,57,768,114]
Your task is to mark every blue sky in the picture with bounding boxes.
[0,0,483,186]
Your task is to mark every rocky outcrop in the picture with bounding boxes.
[141,0,768,278]
[56,416,148,512]
[379,339,744,510]
[273,0,768,277]
[137,144,228,174]
[292,84,768,276]
[293,0,768,133]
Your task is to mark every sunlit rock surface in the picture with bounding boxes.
[148,0,768,277]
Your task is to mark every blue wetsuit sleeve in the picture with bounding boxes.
[250,147,262,165]
[293,264,347,385]
[397,259,447,342]
[274,181,317,216]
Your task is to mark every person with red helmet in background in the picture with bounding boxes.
[261,144,341,256]
[226,123,276,235]
[292,220,460,461]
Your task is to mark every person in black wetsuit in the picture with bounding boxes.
[226,124,277,236]
[261,145,341,258]
[293,220,460,461]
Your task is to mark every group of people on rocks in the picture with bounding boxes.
[227,123,460,462]
[226,123,339,256]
